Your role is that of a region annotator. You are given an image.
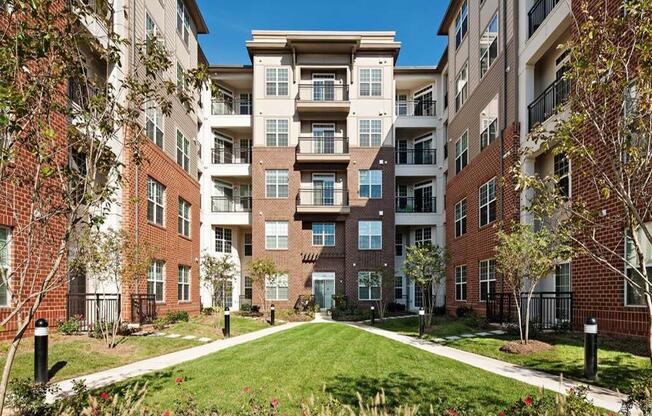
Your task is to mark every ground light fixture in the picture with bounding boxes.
[584,317,598,379]
[34,318,48,384]
[270,304,275,325]
[224,307,231,338]
[418,308,425,337]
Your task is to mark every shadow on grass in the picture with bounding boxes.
[48,361,67,379]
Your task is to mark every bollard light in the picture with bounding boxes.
[370,305,375,325]
[418,308,425,337]
[34,318,48,384]
[584,317,598,380]
[224,307,231,338]
[270,304,276,326]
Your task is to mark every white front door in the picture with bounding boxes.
[313,272,336,310]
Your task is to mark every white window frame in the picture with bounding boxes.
[415,227,432,246]
[176,129,190,172]
[265,119,289,146]
[455,1,468,49]
[145,13,161,54]
[312,223,335,247]
[554,153,571,198]
[359,68,382,97]
[624,230,649,307]
[215,227,232,254]
[455,63,468,111]
[178,197,191,238]
[148,260,165,302]
[176,62,186,92]
[265,273,289,300]
[479,259,496,302]
[265,68,289,97]
[358,271,382,301]
[145,102,164,148]
[455,265,467,301]
[178,265,191,302]
[359,119,382,147]
[265,221,288,250]
[0,227,10,307]
[358,220,382,250]
[358,170,382,199]
[455,131,468,174]
[479,177,497,227]
[265,169,289,198]
[176,0,191,45]
[480,115,498,150]
[480,14,499,78]
[455,199,467,238]
[147,177,165,226]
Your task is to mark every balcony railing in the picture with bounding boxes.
[297,84,349,102]
[212,147,252,164]
[211,98,252,116]
[211,196,252,213]
[297,188,348,207]
[395,149,436,165]
[297,137,349,155]
[395,197,437,213]
[395,100,437,117]
[487,291,573,330]
[528,0,561,37]
[67,293,121,331]
[528,77,570,132]
[131,294,156,324]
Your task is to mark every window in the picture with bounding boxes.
[358,271,381,300]
[147,177,165,226]
[145,103,164,147]
[178,265,190,301]
[359,170,382,198]
[176,62,186,92]
[455,265,467,301]
[265,119,289,146]
[176,0,191,45]
[265,273,288,300]
[145,13,161,55]
[480,117,498,151]
[395,232,403,256]
[455,63,468,111]
[148,260,165,302]
[244,276,253,300]
[358,221,382,250]
[625,232,649,306]
[178,198,191,237]
[480,15,499,78]
[0,227,10,306]
[394,276,403,300]
[265,170,289,198]
[312,223,335,247]
[554,153,570,198]
[415,228,432,246]
[265,68,289,96]
[360,68,382,97]
[215,227,232,253]
[455,1,468,48]
[265,221,288,250]
[555,263,571,292]
[455,199,467,237]
[176,130,190,172]
[359,119,382,146]
[455,131,468,173]
[244,233,252,256]
[479,178,497,227]
[479,259,496,301]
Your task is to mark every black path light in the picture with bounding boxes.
[584,316,598,380]
[418,308,425,337]
[370,305,375,325]
[224,307,231,338]
[270,304,275,326]
[34,318,48,384]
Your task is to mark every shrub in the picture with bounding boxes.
[56,316,82,335]
[386,302,406,313]
[201,306,216,315]
[251,305,260,313]
[7,378,59,416]
[89,321,133,339]
[455,304,474,318]
[152,317,168,331]
[240,303,252,312]
[165,310,190,324]
[622,375,652,416]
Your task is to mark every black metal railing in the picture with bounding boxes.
[131,294,156,324]
[486,291,573,330]
[211,147,252,164]
[297,137,349,155]
[67,293,121,331]
[528,77,571,131]
[395,197,437,213]
[395,149,437,165]
[211,196,252,213]
[297,188,349,207]
[395,100,437,117]
[211,98,252,116]
[297,84,349,102]
[528,0,561,37]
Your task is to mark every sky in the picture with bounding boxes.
[196,0,450,67]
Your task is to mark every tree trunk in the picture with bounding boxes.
[646,293,652,364]
[0,317,30,411]
[524,289,535,345]
[512,288,524,344]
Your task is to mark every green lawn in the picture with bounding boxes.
[109,323,548,414]
[0,314,271,383]
[373,316,651,392]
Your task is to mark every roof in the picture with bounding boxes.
[207,65,253,74]
[436,46,448,70]
[184,0,209,34]
[394,66,440,75]
[437,0,463,36]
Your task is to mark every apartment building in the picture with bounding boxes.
[199,31,447,312]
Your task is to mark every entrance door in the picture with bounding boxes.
[313,74,335,101]
[312,123,336,155]
[313,272,336,310]
[312,173,335,206]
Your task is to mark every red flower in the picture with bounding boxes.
[446,409,459,416]
[162,411,170,416]
[99,392,109,400]
[523,396,533,407]
[175,377,184,384]
[271,398,279,408]
[243,385,250,393]
[498,412,505,416]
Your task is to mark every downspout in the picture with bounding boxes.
[499,0,509,295]
[131,0,141,295]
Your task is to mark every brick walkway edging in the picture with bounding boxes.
[349,322,628,414]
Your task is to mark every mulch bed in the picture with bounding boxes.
[500,340,554,355]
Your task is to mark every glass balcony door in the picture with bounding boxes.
[312,173,335,206]
[414,136,434,165]
[414,181,434,213]
[312,123,336,154]
[312,74,335,101]
[214,134,234,164]
[214,180,234,212]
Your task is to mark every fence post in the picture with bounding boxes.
[117,293,122,323]
[95,293,100,329]
[539,292,544,329]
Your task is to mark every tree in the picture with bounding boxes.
[71,228,154,348]
[247,258,282,313]
[402,244,449,326]
[0,0,208,409]
[515,0,652,357]
[201,252,236,309]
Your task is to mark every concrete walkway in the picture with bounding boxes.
[350,322,627,414]
[51,322,306,398]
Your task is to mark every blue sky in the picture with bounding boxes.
[196,0,450,67]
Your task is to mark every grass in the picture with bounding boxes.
[373,316,651,392]
[0,314,272,383]
[109,323,547,414]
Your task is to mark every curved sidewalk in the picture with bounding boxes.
[349,322,627,414]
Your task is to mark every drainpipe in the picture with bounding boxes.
[131,0,141,297]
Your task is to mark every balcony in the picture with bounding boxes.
[528,77,570,132]
[296,188,350,214]
[395,197,437,213]
[74,0,112,48]
[296,137,350,163]
[211,196,252,213]
[528,0,561,38]
[296,84,350,114]
[395,100,436,117]
[209,99,252,131]
[395,149,436,165]
[212,147,251,164]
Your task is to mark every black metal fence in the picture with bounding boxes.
[528,0,561,37]
[297,137,349,155]
[131,294,157,324]
[211,196,252,213]
[528,77,571,131]
[395,100,437,117]
[67,293,121,331]
[395,197,437,213]
[297,84,349,102]
[395,149,437,165]
[486,291,573,330]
